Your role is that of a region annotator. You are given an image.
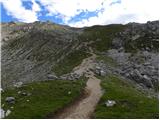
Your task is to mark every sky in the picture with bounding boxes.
[0,0,159,27]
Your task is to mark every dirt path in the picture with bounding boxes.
[54,49,103,119]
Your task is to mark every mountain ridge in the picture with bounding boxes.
[1,20,159,90]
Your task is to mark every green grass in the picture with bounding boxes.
[93,75,159,119]
[53,48,91,76]
[1,79,86,119]
[79,24,126,52]
[79,24,158,53]
[96,54,118,67]
[123,28,159,53]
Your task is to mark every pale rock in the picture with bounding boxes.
[5,110,11,117]
[1,108,5,118]
[105,100,116,107]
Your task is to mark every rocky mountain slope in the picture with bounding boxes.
[1,21,159,93]
[1,22,89,88]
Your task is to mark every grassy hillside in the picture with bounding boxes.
[1,79,86,119]
[93,75,158,119]
[52,48,91,76]
[79,24,126,52]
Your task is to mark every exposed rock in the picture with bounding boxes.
[27,93,32,96]
[142,75,153,88]
[132,34,140,40]
[107,49,131,64]
[47,74,58,80]
[17,91,21,94]
[0,88,4,92]
[105,100,116,107]
[107,48,158,89]
[5,97,15,104]
[94,65,107,76]
[5,110,11,117]
[1,108,5,118]
[99,70,107,76]
[60,72,81,80]
[112,38,123,49]
[21,92,28,96]
[14,82,23,88]
[68,91,71,95]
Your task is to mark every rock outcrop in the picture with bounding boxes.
[97,21,159,90]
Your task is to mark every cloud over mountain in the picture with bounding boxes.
[1,0,159,27]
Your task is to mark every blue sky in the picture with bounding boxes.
[0,0,159,27]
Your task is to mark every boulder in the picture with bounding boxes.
[94,66,107,76]
[100,70,106,76]
[14,82,23,88]
[47,74,58,80]
[105,100,116,107]
[95,69,100,75]
[5,110,11,117]
[59,76,67,80]
[71,73,81,80]
[96,66,101,70]
[0,88,4,92]
[68,91,71,95]
[5,97,15,104]
[60,72,81,80]
[21,92,27,96]
[17,91,21,94]
[1,108,5,118]
[142,75,153,88]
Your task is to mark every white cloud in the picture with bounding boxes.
[31,0,41,12]
[37,0,159,27]
[68,0,160,27]
[1,0,159,27]
[38,0,105,23]
[1,0,41,22]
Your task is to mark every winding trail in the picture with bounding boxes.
[53,48,103,119]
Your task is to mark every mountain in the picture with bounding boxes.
[1,21,159,119]
[1,21,159,93]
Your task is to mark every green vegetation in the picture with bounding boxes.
[53,48,91,76]
[96,54,118,67]
[1,79,86,119]
[79,24,126,52]
[124,32,159,53]
[94,75,159,119]
[136,36,159,52]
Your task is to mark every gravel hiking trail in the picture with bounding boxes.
[52,49,103,119]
